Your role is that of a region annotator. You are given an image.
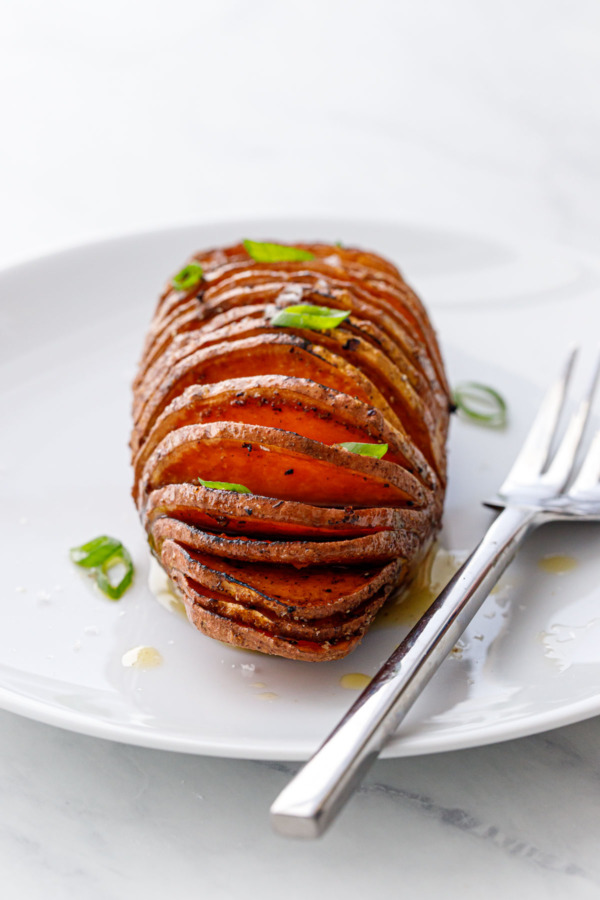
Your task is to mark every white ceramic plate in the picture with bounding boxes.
[2,218,600,760]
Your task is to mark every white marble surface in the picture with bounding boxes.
[2,1,600,897]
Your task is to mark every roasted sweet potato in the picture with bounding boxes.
[172,572,373,661]
[131,333,403,451]
[139,422,430,509]
[150,516,421,567]
[160,538,402,618]
[135,314,444,474]
[144,483,434,540]
[132,375,438,495]
[132,240,449,660]
[168,574,393,643]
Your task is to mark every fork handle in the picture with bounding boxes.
[270,505,538,839]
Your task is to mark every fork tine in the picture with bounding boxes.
[499,347,578,495]
[542,349,600,491]
[569,429,600,497]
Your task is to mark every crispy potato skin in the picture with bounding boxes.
[132,241,450,661]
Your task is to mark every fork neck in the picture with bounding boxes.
[457,505,537,592]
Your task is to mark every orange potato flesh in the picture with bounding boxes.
[132,376,438,497]
[141,423,428,510]
[141,315,443,475]
[131,334,402,455]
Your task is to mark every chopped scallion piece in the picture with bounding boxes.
[270,303,350,330]
[171,261,203,291]
[197,477,251,493]
[70,535,121,568]
[70,535,134,600]
[243,240,315,263]
[338,442,388,458]
[453,382,507,428]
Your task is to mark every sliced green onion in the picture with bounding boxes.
[70,535,134,600]
[95,548,134,600]
[270,303,350,330]
[197,477,251,493]
[69,535,121,568]
[453,382,507,428]
[243,239,315,263]
[171,261,203,291]
[338,442,388,459]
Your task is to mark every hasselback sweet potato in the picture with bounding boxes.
[132,240,450,661]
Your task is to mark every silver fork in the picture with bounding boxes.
[270,347,600,839]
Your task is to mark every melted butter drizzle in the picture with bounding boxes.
[122,645,163,668]
[374,544,463,630]
[538,554,578,575]
[340,673,371,690]
[148,557,187,617]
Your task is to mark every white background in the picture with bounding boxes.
[2,1,600,898]
[2,0,600,267]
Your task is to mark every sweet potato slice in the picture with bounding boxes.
[137,300,449,474]
[160,538,402,618]
[139,290,446,417]
[171,572,366,661]
[150,516,421,567]
[134,302,268,390]
[132,375,438,497]
[146,312,444,474]
[131,334,402,455]
[140,422,430,509]
[163,570,392,642]
[191,263,448,401]
[144,483,434,541]
[144,263,448,412]
[190,240,450,413]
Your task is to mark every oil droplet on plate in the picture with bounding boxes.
[256,691,278,701]
[340,673,371,691]
[148,557,187,617]
[538,554,578,575]
[374,545,463,629]
[122,646,163,669]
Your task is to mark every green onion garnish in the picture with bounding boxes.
[243,240,315,263]
[270,303,351,330]
[338,442,388,459]
[70,536,134,601]
[453,382,507,428]
[171,261,203,291]
[197,477,251,493]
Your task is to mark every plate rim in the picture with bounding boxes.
[1,680,599,760]
[2,212,600,279]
